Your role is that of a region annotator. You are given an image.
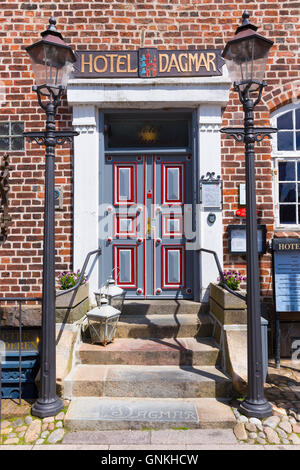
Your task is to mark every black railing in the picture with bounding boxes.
[0,247,101,431]
[198,247,247,302]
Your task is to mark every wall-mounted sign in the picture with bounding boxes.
[239,183,246,206]
[228,224,267,255]
[74,48,224,79]
[0,328,40,351]
[273,238,300,312]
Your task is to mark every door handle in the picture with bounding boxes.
[147,217,151,236]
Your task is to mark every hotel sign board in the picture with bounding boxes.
[273,238,300,312]
[74,48,224,78]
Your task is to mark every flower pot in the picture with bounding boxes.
[209,282,247,325]
[56,282,90,324]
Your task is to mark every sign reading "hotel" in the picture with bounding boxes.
[74,48,224,78]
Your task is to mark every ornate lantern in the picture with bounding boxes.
[95,273,126,312]
[87,295,121,346]
[25,16,76,96]
[222,11,273,92]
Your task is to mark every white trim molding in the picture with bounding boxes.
[198,105,223,301]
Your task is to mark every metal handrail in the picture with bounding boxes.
[198,247,247,302]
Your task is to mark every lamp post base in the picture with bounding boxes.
[31,396,64,418]
[239,398,273,419]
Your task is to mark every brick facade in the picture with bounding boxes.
[0,1,299,324]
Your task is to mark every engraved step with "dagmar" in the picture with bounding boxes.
[64,397,236,431]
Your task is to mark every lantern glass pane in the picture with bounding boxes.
[224,37,270,87]
[29,43,74,92]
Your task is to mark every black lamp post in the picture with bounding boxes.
[24,17,78,418]
[220,11,277,419]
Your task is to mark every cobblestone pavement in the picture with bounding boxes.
[232,360,300,445]
[0,400,70,446]
[0,360,299,448]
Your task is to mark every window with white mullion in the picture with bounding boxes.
[278,160,299,225]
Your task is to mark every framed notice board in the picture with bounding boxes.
[273,238,300,312]
[272,238,300,367]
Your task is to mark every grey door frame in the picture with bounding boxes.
[98,109,200,299]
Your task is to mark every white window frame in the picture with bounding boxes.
[271,103,300,230]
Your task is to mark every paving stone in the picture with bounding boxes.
[48,423,55,431]
[56,421,63,428]
[249,417,262,428]
[0,427,13,435]
[42,423,48,431]
[282,439,290,445]
[63,430,150,445]
[47,429,65,444]
[18,431,25,438]
[279,420,292,434]
[24,419,42,443]
[263,416,280,429]
[237,415,248,424]
[0,421,11,429]
[258,431,266,439]
[233,423,247,441]
[43,417,54,423]
[290,434,300,445]
[24,417,33,425]
[245,422,257,433]
[55,412,65,421]
[248,432,257,440]
[194,398,236,428]
[264,427,281,444]
[150,429,237,445]
[16,426,27,433]
[256,437,266,445]
[292,423,300,433]
[41,431,50,439]
[7,433,17,438]
[4,438,19,445]
[277,428,288,439]
[35,439,45,445]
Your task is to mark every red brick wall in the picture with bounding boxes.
[0,1,299,320]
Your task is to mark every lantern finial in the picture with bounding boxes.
[41,15,63,39]
[242,11,250,26]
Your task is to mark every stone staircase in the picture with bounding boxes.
[64,301,235,431]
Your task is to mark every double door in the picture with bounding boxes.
[101,153,194,299]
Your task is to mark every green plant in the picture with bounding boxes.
[56,270,88,291]
[218,270,246,291]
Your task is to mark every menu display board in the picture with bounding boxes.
[273,238,300,312]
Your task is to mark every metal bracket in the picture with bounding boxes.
[23,130,79,146]
[220,126,277,143]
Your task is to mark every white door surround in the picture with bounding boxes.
[67,74,231,302]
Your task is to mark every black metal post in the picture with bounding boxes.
[31,94,63,418]
[237,91,272,418]
[220,81,276,419]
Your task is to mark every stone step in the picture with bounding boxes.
[64,364,232,399]
[64,397,236,431]
[78,337,221,367]
[111,313,212,339]
[122,300,207,316]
